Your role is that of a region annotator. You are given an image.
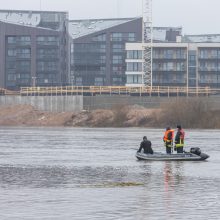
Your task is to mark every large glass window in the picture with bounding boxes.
[17,61,31,72]
[7,36,16,44]
[6,61,16,69]
[92,34,106,42]
[17,48,31,59]
[7,36,31,45]
[111,33,136,42]
[37,36,59,46]
[94,77,104,86]
[112,44,124,53]
[7,49,16,57]
[17,36,31,46]
[112,55,123,64]
[127,62,142,72]
[127,75,142,84]
[37,48,58,59]
[37,61,58,71]
[127,50,142,59]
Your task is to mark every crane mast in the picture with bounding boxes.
[142,0,153,88]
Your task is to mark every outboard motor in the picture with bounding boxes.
[190,147,209,160]
[190,147,201,156]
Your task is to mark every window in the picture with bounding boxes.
[17,48,31,59]
[112,55,123,64]
[127,50,142,59]
[100,55,106,64]
[17,36,31,45]
[164,50,173,59]
[7,49,17,57]
[37,61,58,71]
[127,62,142,72]
[112,44,124,53]
[128,33,135,41]
[75,77,82,86]
[92,34,106,42]
[37,36,59,46]
[94,77,104,86]
[17,61,31,72]
[7,36,16,44]
[111,33,136,42]
[111,33,122,41]
[6,61,16,69]
[127,75,141,84]
[37,48,58,59]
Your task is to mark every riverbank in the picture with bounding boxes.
[1,99,220,128]
[0,104,157,127]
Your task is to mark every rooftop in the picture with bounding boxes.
[183,34,220,43]
[0,9,68,30]
[69,17,141,39]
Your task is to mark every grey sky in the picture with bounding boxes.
[0,0,219,35]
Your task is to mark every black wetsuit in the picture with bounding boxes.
[138,139,153,154]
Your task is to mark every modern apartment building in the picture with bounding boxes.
[0,10,69,90]
[68,17,143,86]
[125,41,220,88]
[1,10,220,90]
[69,21,183,86]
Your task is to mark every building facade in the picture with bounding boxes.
[0,10,69,90]
[68,21,183,86]
[1,10,220,90]
[69,17,142,86]
[125,42,220,88]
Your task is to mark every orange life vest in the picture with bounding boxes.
[163,129,174,142]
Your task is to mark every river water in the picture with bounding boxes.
[0,127,219,220]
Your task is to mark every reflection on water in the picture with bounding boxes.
[0,127,219,219]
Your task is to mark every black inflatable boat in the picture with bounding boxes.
[136,147,209,161]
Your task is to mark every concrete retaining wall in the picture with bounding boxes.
[0,95,83,112]
[1,95,220,112]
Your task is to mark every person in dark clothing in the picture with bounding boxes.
[175,125,185,153]
[137,136,153,154]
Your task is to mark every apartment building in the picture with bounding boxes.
[0,10,69,90]
[68,17,143,86]
[126,40,220,88]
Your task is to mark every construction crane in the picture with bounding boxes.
[142,0,153,88]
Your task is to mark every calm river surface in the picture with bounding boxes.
[0,127,219,220]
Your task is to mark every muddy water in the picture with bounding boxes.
[0,127,219,220]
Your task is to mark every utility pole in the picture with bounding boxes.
[142,0,153,88]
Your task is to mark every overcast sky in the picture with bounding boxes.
[0,0,219,35]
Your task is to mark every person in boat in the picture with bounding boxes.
[163,127,174,154]
[137,136,153,154]
[174,125,185,153]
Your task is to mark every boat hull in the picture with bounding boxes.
[136,152,209,161]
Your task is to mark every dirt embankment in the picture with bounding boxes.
[0,98,220,128]
[0,104,158,127]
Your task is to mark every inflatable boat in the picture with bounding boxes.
[136,147,209,161]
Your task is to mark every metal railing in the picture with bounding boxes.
[18,86,220,97]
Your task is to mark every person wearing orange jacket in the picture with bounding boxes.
[175,125,185,153]
[163,127,174,154]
